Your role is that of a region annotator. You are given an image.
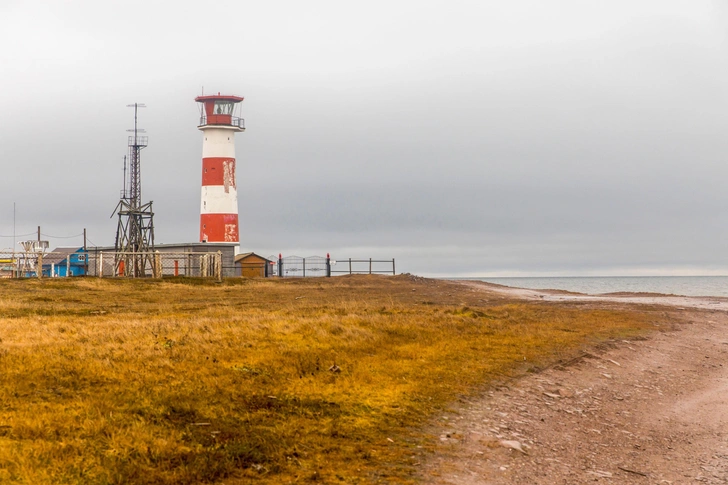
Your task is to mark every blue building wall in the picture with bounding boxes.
[42,249,88,277]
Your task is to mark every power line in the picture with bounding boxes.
[1,232,85,239]
[40,232,84,239]
[0,232,35,238]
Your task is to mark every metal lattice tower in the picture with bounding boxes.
[113,103,156,277]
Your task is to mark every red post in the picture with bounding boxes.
[174,260,179,276]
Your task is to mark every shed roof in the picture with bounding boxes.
[234,252,271,264]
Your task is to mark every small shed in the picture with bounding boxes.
[234,252,273,278]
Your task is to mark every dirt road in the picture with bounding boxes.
[419,282,728,484]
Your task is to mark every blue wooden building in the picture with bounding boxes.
[43,248,88,277]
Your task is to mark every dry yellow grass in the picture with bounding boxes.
[0,275,658,484]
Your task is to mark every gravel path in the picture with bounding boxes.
[419,282,728,484]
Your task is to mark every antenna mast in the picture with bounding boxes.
[112,103,156,277]
[127,103,146,207]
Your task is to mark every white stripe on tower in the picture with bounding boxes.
[201,129,236,158]
[201,186,239,214]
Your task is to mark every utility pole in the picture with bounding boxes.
[83,228,88,276]
[12,203,15,278]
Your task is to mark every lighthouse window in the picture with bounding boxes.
[214,101,234,115]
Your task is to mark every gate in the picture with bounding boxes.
[279,255,329,278]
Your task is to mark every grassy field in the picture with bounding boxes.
[0,275,659,484]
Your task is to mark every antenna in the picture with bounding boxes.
[121,155,128,199]
[125,103,148,208]
[113,103,155,276]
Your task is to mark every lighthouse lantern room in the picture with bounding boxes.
[195,93,245,244]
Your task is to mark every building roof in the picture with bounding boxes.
[153,242,240,248]
[91,242,240,251]
[234,252,272,263]
[44,247,83,265]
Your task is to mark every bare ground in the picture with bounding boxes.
[419,281,728,484]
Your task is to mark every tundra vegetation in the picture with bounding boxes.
[0,275,656,484]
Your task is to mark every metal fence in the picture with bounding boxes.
[0,251,224,281]
[272,255,395,277]
[0,251,396,280]
[330,258,396,276]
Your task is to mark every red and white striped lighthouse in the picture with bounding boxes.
[195,93,245,243]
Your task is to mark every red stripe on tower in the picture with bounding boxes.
[195,93,245,243]
[201,157,237,187]
[200,213,239,242]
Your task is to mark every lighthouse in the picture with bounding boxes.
[195,93,245,243]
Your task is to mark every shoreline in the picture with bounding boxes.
[445,275,728,298]
[454,279,728,311]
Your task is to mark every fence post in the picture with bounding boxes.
[326,253,331,277]
[200,254,208,277]
[37,253,43,278]
[153,251,162,278]
[66,256,71,277]
[278,253,283,278]
[392,258,395,275]
[349,258,352,275]
[369,258,372,275]
[216,251,222,282]
[98,252,103,278]
[303,258,306,278]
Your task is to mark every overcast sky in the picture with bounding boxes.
[1,0,727,276]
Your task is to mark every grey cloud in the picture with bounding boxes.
[1,0,727,276]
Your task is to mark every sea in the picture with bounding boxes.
[458,276,728,298]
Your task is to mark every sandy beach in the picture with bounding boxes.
[420,280,728,484]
